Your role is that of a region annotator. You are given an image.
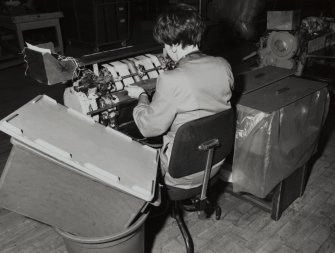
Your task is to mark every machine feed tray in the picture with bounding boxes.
[0,95,158,202]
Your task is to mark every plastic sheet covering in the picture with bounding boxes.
[232,87,329,198]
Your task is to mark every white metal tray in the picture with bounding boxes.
[0,95,158,201]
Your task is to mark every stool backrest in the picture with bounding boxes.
[168,109,235,178]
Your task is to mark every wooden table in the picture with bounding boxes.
[0,12,64,54]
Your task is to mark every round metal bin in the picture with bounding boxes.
[55,211,149,253]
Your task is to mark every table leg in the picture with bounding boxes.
[15,24,25,51]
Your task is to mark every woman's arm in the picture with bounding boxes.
[132,74,177,137]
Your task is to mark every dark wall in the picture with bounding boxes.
[205,0,334,40]
[32,0,60,12]
[266,0,335,16]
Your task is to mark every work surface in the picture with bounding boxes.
[0,65,335,252]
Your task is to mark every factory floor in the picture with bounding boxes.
[0,20,335,253]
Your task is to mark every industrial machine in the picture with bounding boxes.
[24,44,174,143]
[258,31,299,69]
[258,11,335,72]
[12,44,330,223]
[64,52,166,128]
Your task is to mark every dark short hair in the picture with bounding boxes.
[153,4,205,48]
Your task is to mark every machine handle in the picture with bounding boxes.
[276,86,290,95]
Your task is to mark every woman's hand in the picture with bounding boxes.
[125,85,145,99]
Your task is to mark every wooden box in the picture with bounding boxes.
[267,11,301,31]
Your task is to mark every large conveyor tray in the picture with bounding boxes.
[0,95,158,202]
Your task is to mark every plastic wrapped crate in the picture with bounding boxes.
[233,77,329,198]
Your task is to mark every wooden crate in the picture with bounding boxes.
[267,10,301,31]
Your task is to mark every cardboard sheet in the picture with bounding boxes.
[238,77,328,112]
[0,141,146,237]
[235,66,295,95]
